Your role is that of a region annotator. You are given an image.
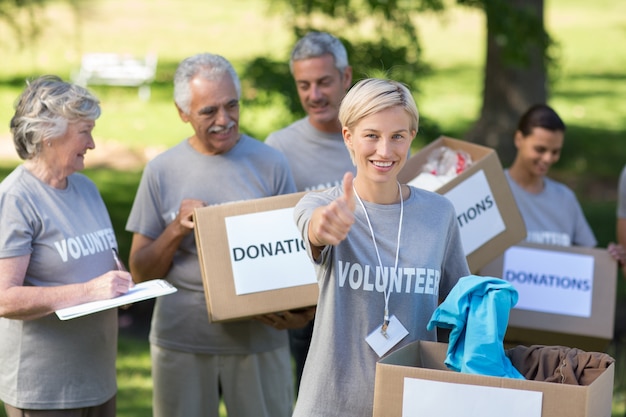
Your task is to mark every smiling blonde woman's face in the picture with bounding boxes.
[343,106,415,186]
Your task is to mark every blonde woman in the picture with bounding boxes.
[293,78,470,416]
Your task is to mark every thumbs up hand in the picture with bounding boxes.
[308,172,356,249]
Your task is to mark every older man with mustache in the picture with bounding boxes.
[125,53,297,417]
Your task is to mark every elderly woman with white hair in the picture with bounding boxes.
[0,75,133,417]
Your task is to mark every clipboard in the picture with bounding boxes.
[56,279,177,320]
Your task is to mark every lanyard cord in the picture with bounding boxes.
[353,181,404,330]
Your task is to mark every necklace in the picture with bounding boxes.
[353,181,404,338]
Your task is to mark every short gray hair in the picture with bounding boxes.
[173,53,241,115]
[289,31,349,74]
[10,75,101,160]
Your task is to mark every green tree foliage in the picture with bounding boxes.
[461,0,555,164]
[245,0,553,153]
[0,0,87,47]
[282,0,442,88]
[0,0,47,46]
[459,0,553,68]
[241,0,444,137]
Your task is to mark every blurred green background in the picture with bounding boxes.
[0,0,624,415]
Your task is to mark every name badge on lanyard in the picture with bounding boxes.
[365,315,408,357]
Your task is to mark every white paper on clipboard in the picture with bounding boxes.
[56,279,177,320]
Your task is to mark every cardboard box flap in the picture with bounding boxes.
[379,339,448,369]
[194,191,319,322]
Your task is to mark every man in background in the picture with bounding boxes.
[265,31,356,391]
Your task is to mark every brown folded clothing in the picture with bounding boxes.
[506,345,614,385]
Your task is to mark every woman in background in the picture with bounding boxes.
[505,104,596,247]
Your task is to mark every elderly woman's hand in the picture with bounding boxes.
[85,270,134,300]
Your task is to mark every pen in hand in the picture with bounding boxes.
[112,248,135,306]
[111,247,128,272]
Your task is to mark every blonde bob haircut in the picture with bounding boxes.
[339,78,419,134]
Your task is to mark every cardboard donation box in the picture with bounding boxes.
[194,192,318,322]
[480,242,617,351]
[373,340,614,417]
[398,136,526,273]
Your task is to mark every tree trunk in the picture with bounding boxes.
[464,0,547,167]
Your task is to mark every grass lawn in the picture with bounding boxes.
[1,0,625,415]
[114,335,154,417]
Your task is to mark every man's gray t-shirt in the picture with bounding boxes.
[292,185,470,417]
[125,135,296,354]
[265,117,356,191]
[0,165,118,409]
[505,170,597,247]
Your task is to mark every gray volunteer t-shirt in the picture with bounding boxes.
[292,185,470,417]
[126,135,296,354]
[0,165,118,409]
[266,117,356,191]
[505,170,597,247]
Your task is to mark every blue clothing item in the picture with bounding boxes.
[427,275,525,379]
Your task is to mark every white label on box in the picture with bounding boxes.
[443,170,505,255]
[225,208,316,295]
[502,246,594,317]
[402,378,542,417]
